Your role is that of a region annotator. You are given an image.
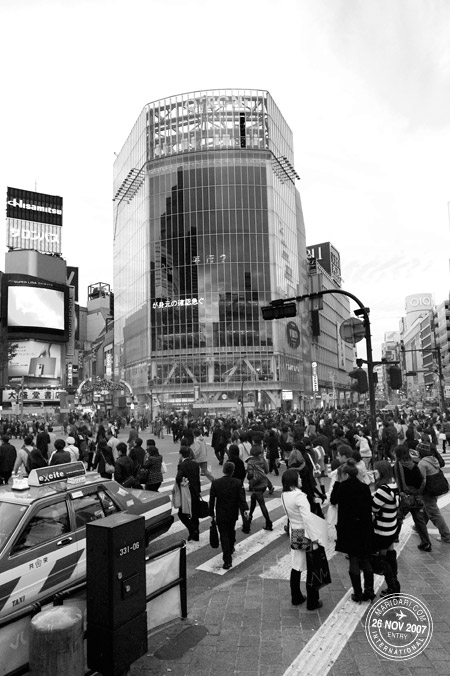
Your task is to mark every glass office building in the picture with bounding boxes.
[113,89,310,413]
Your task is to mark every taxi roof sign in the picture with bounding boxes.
[28,462,86,487]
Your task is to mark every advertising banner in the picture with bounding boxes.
[8,340,61,380]
[405,294,433,314]
[306,242,341,286]
[6,187,63,255]
[66,286,75,356]
[2,388,62,403]
[7,187,63,226]
[105,350,113,378]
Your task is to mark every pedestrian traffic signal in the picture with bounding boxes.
[261,302,297,320]
[388,365,402,390]
[349,367,369,394]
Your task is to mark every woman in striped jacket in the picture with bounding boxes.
[372,461,401,596]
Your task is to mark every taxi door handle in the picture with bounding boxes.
[56,537,73,547]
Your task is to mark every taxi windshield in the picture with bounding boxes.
[0,503,27,551]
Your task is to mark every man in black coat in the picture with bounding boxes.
[0,435,17,484]
[36,425,51,461]
[176,446,202,541]
[211,421,228,465]
[209,461,249,569]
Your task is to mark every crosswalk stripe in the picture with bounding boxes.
[156,498,283,541]
[196,515,286,575]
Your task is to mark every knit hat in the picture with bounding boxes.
[66,437,75,445]
[417,442,431,455]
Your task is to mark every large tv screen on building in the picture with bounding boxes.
[4,275,68,340]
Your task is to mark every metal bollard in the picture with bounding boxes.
[29,606,84,676]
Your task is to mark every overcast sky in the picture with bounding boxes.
[1,0,449,358]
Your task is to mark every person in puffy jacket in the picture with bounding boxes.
[245,445,272,532]
[114,442,134,486]
[143,442,164,491]
[417,442,450,543]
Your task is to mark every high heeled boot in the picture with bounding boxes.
[290,569,305,606]
[362,570,376,601]
[380,551,400,596]
[349,573,363,602]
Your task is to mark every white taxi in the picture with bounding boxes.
[0,462,173,618]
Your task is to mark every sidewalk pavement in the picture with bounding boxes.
[128,499,450,676]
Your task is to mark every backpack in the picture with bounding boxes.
[24,448,32,475]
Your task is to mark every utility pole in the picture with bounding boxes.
[20,376,24,420]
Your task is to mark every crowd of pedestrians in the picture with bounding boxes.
[0,404,449,610]
[163,405,450,603]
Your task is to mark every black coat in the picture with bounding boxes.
[209,475,248,525]
[331,476,373,556]
[0,443,17,472]
[176,459,201,501]
[229,455,246,483]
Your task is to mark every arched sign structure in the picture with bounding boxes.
[77,378,133,397]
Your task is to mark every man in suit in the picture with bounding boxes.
[176,445,202,541]
[209,461,249,569]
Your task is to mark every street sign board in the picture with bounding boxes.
[339,317,365,344]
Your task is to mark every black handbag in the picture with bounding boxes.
[425,470,449,497]
[281,495,311,550]
[394,461,424,518]
[198,498,210,519]
[399,492,424,517]
[306,544,331,590]
[290,528,312,551]
[137,466,149,484]
[209,519,219,548]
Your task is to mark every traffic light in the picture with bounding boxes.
[311,309,321,336]
[349,367,369,394]
[388,365,402,390]
[261,302,297,320]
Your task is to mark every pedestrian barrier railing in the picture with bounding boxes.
[0,540,187,676]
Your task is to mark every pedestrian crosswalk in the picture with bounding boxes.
[154,477,286,568]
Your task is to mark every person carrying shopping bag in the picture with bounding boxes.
[281,469,329,610]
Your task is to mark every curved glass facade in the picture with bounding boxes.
[113,90,309,411]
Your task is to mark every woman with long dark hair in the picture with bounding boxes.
[281,469,322,610]
[93,439,115,479]
[330,460,375,602]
